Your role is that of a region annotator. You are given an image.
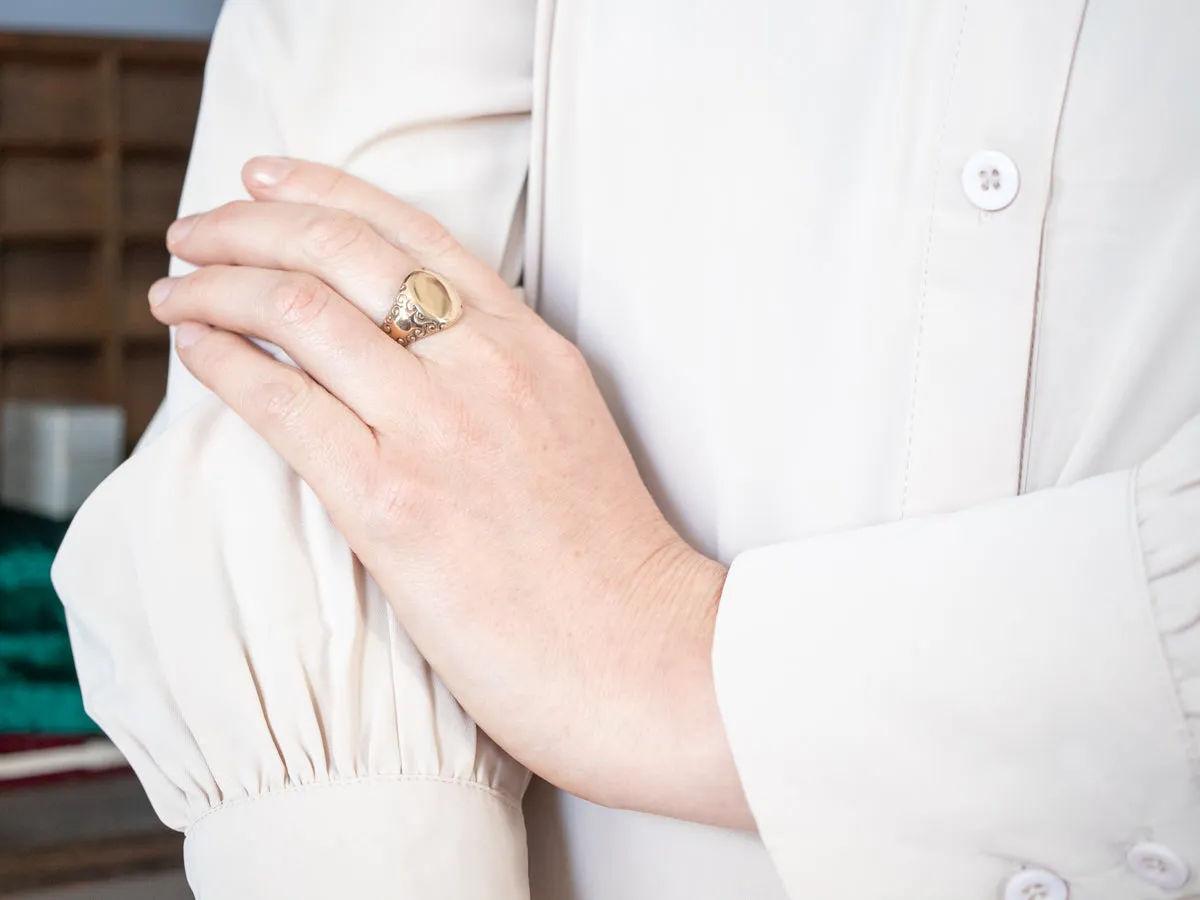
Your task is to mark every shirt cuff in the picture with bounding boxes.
[184,777,528,899]
[712,469,1192,899]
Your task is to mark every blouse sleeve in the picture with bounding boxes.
[51,0,536,897]
[714,410,1200,898]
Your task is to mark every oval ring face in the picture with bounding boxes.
[408,270,457,322]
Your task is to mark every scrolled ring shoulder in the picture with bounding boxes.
[382,269,464,347]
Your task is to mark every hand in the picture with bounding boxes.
[151,158,752,829]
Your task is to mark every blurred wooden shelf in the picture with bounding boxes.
[0,135,101,154]
[121,140,191,156]
[1,289,104,346]
[122,317,170,343]
[0,228,104,242]
[122,226,169,244]
[0,774,183,895]
[0,333,104,349]
[0,30,204,450]
[0,31,208,63]
[123,335,169,350]
[0,831,183,895]
[0,138,191,156]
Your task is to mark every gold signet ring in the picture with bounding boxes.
[381,269,463,347]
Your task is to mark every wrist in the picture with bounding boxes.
[596,538,751,827]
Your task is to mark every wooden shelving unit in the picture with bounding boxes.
[0,32,207,450]
[0,773,185,895]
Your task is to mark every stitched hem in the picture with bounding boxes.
[184,772,523,837]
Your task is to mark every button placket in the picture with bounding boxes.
[898,0,1088,517]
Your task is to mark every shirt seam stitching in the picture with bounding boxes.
[900,0,970,517]
[184,773,523,836]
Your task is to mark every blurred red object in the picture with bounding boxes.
[0,734,127,790]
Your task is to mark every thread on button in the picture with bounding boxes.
[978,169,1002,191]
[1126,841,1191,890]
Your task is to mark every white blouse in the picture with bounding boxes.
[53,1,1200,899]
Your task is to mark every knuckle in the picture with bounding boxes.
[226,199,256,216]
[184,332,226,370]
[255,370,313,425]
[550,334,591,380]
[303,209,368,260]
[189,263,232,301]
[208,199,253,229]
[272,274,331,329]
[311,167,349,204]
[406,212,458,260]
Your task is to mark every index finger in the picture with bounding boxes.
[240,157,520,318]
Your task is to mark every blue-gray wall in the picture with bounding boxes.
[0,0,223,39]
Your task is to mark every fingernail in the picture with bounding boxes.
[167,215,197,245]
[148,277,177,307]
[175,321,212,349]
[247,156,294,188]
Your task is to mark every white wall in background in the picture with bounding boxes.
[0,0,224,39]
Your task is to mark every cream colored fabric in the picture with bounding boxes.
[53,0,1200,898]
[53,0,534,897]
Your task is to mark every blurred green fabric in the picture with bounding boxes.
[0,507,98,734]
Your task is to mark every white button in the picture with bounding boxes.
[962,150,1020,211]
[1004,869,1070,900]
[1127,842,1191,890]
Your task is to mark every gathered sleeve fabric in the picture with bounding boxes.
[52,0,536,896]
